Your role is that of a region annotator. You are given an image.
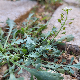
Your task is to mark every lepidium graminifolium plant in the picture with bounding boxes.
[0,8,80,80]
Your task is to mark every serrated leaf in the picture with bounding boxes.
[11,39,23,45]
[4,19,15,48]
[6,18,15,29]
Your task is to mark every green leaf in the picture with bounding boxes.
[69,22,73,24]
[11,39,23,45]
[23,22,26,25]
[68,63,80,69]
[35,63,41,69]
[35,58,41,64]
[61,59,66,63]
[42,64,58,70]
[43,53,48,58]
[61,31,66,34]
[70,57,74,65]
[53,50,60,56]
[58,19,61,23]
[33,24,47,37]
[4,19,15,48]
[24,36,35,45]
[24,58,32,66]
[0,28,4,36]
[27,13,34,22]
[70,18,75,20]
[63,67,69,70]
[18,59,23,63]
[46,31,51,38]
[6,18,15,28]
[33,70,63,80]
[22,67,63,80]
[57,35,74,42]
[63,27,66,30]
[10,60,63,80]
[60,13,64,20]
[69,67,74,74]
[54,58,58,62]
[0,52,3,57]
[0,42,3,51]
[22,49,27,54]
[57,68,65,74]
[41,16,48,20]
[15,30,24,37]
